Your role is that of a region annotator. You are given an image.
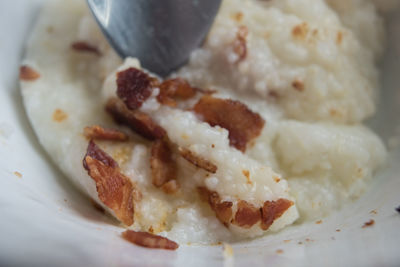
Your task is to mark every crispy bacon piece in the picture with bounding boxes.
[84,125,128,141]
[71,41,101,55]
[83,141,135,226]
[232,200,261,228]
[19,65,40,81]
[232,25,248,63]
[179,148,217,173]
[260,199,293,230]
[362,219,375,228]
[198,187,233,225]
[150,139,178,193]
[122,230,179,250]
[106,98,166,140]
[117,68,157,110]
[157,78,197,107]
[193,95,265,152]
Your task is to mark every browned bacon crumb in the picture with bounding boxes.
[13,171,22,179]
[122,230,179,250]
[260,199,293,230]
[117,68,158,110]
[315,220,323,224]
[193,95,265,152]
[198,187,233,225]
[336,229,341,232]
[292,22,309,40]
[362,219,375,228]
[150,139,178,193]
[232,25,248,63]
[19,65,40,81]
[84,125,128,141]
[179,148,217,173]
[276,249,284,254]
[71,41,101,55]
[232,200,261,228]
[292,80,305,92]
[157,78,197,107]
[83,140,135,226]
[106,98,166,140]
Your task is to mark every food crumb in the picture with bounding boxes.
[276,249,284,254]
[52,109,68,122]
[283,239,291,243]
[298,241,303,245]
[315,220,323,224]
[13,171,22,178]
[362,219,375,228]
[336,229,341,232]
[370,210,377,215]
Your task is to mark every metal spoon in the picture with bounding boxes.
[87,0,222,77]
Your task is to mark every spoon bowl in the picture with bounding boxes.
[87,0,222,77]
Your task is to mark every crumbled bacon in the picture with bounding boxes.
[157,78,197,107]
[232,25,248,63]
[106,98,166,140]
[198,187,233,225]
[261,199,293,230]
[362,219,375,228]
[179,148,217,173]
[83,141,135,226]
[150,139,178,193]
[116,68,157,110]
[232,200,261,228]
[71,41,101,55]
[122,230,179,250]
[193,95,265,152]
[84,125,128,141]
[19,65,40,81]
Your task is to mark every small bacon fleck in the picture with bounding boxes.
[84,125,128,141]
[117,68,157,110]
[122,230,179,250]
[83,141,134,226]
[193,95,265,152]
[150,139,178,193]
[198,187,233,225]
[20,65,40,81]
[157,78,197,107]
[71,41,101,55]
[232,25,248,63]
[232,200,261,228]
[261,199,293,230]
[362,219,375,228]
[179,148,217,173]
[106,98,166,140]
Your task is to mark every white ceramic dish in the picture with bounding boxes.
[0,1,399,266]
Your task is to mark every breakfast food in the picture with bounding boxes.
[20,0,387,244]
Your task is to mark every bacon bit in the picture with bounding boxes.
[315,220,323,224]
[106,98,166,140]
[19,65,40,81]
[52,109,68,122]
[84,125,128,141]
[283,239,291,243]
[292,22,309,40]
[193,95,265,152]
[233,200,261,228]
[362,219,375,228]
[260,199,293,230]
[274,177,281,183]
[71,41,101,55]
[292,80,305,92]
[116,68,157,110]
[276,249,284,254]
[198,187,233,225]
[150,139,178,193]
[122,230,179,250]
[232,25,248,63]
[179,148,217,173]
[13,171,22,178]
[336,229,341,232]
[157,78,197,107]
[90,199,105,213]
[83,141,135,226]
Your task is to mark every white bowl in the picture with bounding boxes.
[0,1,399,266]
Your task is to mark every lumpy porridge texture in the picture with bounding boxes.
[20,0,389,244]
